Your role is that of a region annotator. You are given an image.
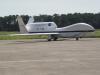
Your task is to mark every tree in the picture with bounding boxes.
[0,13,100,31]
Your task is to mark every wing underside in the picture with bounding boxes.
[10,33,59,36]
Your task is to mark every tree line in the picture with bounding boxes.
[0,13,100,31]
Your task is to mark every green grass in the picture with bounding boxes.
[90,29,100,38]
[0,30,100,40]
[0,31,18,35]
[0,31,47,40]
[0,35,48,40]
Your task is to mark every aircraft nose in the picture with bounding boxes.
[82,23,95,32]
[92,28,95,32]
[89,25,95,32]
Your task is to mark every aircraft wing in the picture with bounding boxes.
[9,33,59,36]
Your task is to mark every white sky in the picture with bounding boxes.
[0,0,100,16]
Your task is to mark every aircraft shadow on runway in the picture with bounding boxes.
[7,39,67,44]
[7,38,92,44]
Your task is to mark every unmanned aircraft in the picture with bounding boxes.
[13,16,95,41]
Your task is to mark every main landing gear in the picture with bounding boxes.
[48,35,58,41]
[76,37,79,40]
[48,39,51,41]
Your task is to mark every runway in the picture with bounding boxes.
[0,38,100,75]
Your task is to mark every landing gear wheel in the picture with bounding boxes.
[76,37,79,41]
[48,39,51,41]
[53,37,58,41]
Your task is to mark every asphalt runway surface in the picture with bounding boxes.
[0,38,100,75]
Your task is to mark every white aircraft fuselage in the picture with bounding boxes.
[16,16,95,41]
[26,22,94,37]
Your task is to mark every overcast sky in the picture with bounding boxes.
[0,0,100,16]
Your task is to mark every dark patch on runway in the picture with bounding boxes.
[4,38,94,45]
[4,39,48,44]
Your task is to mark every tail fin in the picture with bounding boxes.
[17,16,28,33]
[27,16,34,24]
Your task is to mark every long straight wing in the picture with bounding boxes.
[9,33,59,36]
